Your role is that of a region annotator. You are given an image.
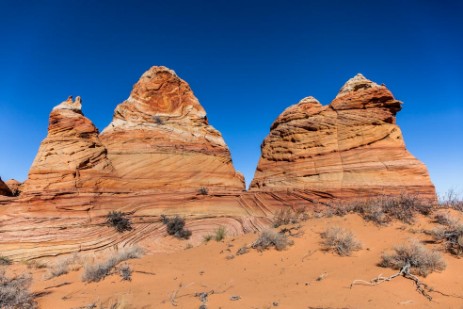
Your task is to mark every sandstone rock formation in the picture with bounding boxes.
[250,74,436,199]
[100,66,245,193]
[0,177,12,196]
[21,96,114,195]
[5,179,22,196]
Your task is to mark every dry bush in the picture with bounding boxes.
[106,211,132,233]
[351,194,433,225]
[160,215,192,239]
[439,189,463,211]
[320,226,362,256]
[433,212,460,227]
[119,264,132,281]
[431,224,463,256]
[380,240,446,277]
[0,269,36,309]
[272,207,308,228]
[0,256,12,266]
[252,229,293,251]
[45,257,69,279]
[236,246,249,255]
[82,247,143,283]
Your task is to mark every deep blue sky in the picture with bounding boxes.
[1,0,462,196]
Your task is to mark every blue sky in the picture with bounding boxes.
[1,0,462,196]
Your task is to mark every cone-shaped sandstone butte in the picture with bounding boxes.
[250,74,436,199]
[99,66,245,193]
[0,177,12,196]
[22,96,114,195]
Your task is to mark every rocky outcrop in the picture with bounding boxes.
[0,177,12,196]
[5,179,22,196]
[21,96,114,195]
[250,74,436,199]
[100,66,245,193]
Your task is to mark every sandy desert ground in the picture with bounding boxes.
[3,208,463,309]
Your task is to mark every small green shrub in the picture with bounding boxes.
[198,187,208,195]
[273,207,308,228]
[119,264,132,281]
[0,256,12,266]
[214,226,227,242]
[161,215,192,239]
[106,211,132,233]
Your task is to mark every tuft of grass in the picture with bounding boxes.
[106,211,132,233]
[214,226,227,242]
[0,269,36,308]
[236,246,249,255]
[45,257,69,279]
[431,223,463,256]
[252,229,293,251]
[160,215,192,240]
[82,247,143,283]
[203,234,213,243]
[380,240,446,277]
[320,226,362,256]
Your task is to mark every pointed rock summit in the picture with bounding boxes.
[100,66,245,192]
[250,74,436,199]
[22,96,114,195]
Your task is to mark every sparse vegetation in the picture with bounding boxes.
[431,219,463,256]
[320,226,362,256]
[438,189,463,211]
[332,194,434,225]
[252,229,293,251]
[236,246,249,255]
[214,226,227,242]
[0,269,36,309]
[380,239,446,277]
[203,234,213,242]
[0,256,12,266]
[272,207,308,228]
[198,187,208,195]
[153,115,164,125]
[119,264,132,281]
[45,257,70,279]
[160,215,192,239]
[82,247,143,282]
[106,211,132,233]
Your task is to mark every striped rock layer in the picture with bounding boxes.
[250,74,436,199]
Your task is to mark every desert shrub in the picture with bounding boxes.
[236,246,249,255]
[273,207,308,228]
[160,215,192,239]
[214,226,227,241]
[106,211,132,233]
[0,269,36,308]
[203,234,213,242]
[431,224,463,256]
[352,194,433,225]
[252,229,293,251]
[82,247,143,282]
[45,257,70,279]
[320,226,362,256]
[153,115,164,125]
[439,189,463,211]
[433,212,460,227]
[119,264,132,281]
[198,187,208,195]
[0,256,12,266]
[380,240,446,277]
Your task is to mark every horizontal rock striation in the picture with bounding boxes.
[250,74,436,199]
[100,66,245,193]
[21,96,114,195]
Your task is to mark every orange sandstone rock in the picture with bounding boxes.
[100,66,245,193]
[250,74,436,199]
[0,177,12,196]
[5,179,22,196]
[22,96,114,195]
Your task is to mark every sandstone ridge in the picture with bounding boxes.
[250,73,436,199]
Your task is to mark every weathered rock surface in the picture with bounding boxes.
[0,177,12,196]
[250,74,436,199]
[5,179,22,196]
[100,66,245,193]
[21,96,114,195]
